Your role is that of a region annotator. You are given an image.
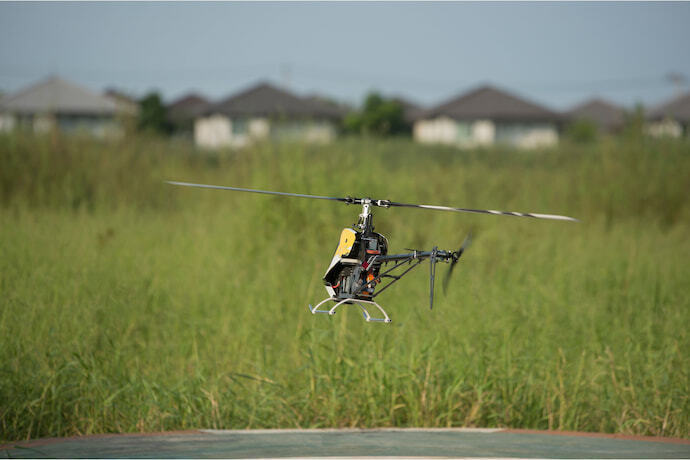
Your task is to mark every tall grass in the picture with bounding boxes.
[0,132,688,441]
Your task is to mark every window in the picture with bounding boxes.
[232,118,248,135]
[456,121,471,141]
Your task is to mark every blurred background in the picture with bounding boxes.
[2,2,690,144]
[0,2,688,443]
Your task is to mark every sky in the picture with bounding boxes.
[1,2,689,110]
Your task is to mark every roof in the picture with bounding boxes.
[206,82,343,120]
[104,88,139,115]
[424,85,560,122]
[302,94,349,119]
[567,98,626,130]
[392,96,425,123]
[647,92,690,123]
[0,76,118,116]
[104,88,138,105]
[167,93,209,121]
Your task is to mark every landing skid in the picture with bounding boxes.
[308,297,392,323]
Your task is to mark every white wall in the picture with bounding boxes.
[414,117,558,148]
[194,115,233,148]
[646,119,682,138]
[471,120,495,146]
[513,126,558,148]
[0,113,16,132]
[270,120,336,143]
[413,117,458,144]
[413,117,497,147]
[194,115,337,148]
[0,112,123,138]
[56,115,122,138]
[495,123,558,148]
[248,118,270,139]
[286,120,335,143]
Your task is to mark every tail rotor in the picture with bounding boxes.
[443,232,472,294]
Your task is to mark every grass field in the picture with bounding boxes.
[1,133,688,442]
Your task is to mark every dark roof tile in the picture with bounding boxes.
[425,85,560,122]
[567,98,626,130]
[206,82,342,120]
[168,93,209,121]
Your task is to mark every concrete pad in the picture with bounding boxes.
[1,428,688,458]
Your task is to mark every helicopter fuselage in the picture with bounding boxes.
[323,227,389,300]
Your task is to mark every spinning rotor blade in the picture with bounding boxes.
[387,201,578,222]
[166,181,351,203]
[443,232,472,294]
[167,181,577,222]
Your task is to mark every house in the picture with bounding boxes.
[194,82,346,148]
[104,88,139,116]
[167,93,209,135]
[0,76,123,137]
[392,97,425,126]
[413,85,561,148]
[303,94,352,117]
[646,92,690,138]
[566,98,626,134]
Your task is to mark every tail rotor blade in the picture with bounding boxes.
[443,232,472,294]
[455,232,472,259]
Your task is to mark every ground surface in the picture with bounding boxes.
[2,428,689,459]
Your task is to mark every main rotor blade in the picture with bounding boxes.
[387,201,578,222]
[167,181,578,222]
[166,181,350,203]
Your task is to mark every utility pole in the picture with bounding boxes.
[666,72,687,98]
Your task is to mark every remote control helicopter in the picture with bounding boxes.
[167,181,577,324]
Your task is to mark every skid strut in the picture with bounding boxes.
[308,297,392,323]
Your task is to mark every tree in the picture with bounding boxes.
[564,119,598,143]
[137,92,172,135]
[622,103,645,140]
[343,92,408,136]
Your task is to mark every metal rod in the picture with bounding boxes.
[354,256,416,295]
[378,250,453,262]
[429,247,437,310]
[372,258,425,298]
